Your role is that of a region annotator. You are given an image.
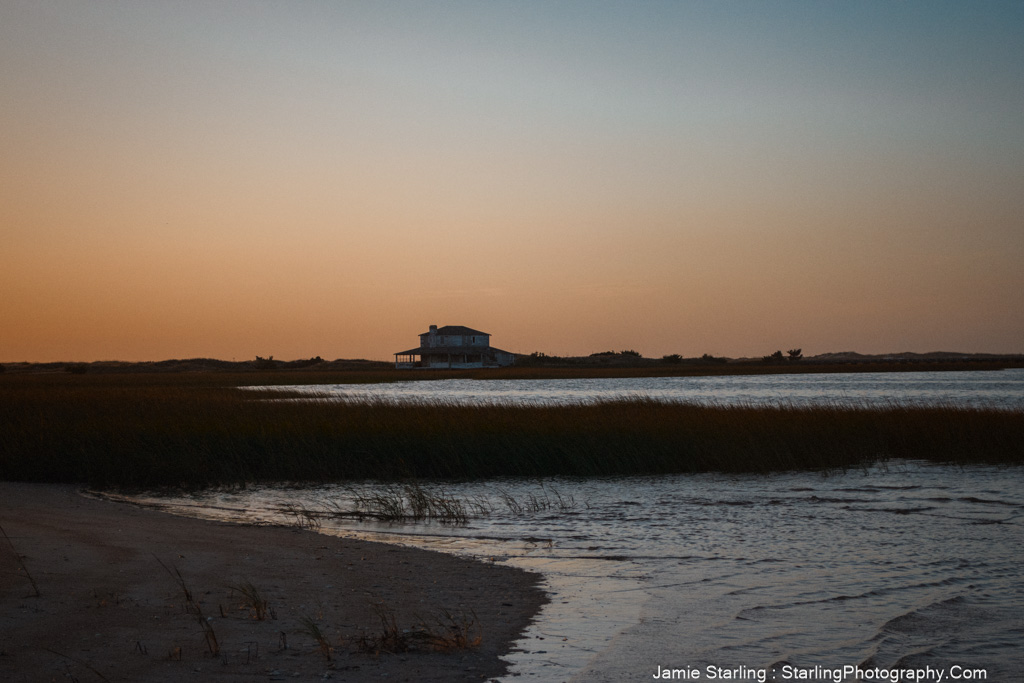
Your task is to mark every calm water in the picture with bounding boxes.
[252,368,1024,409]
[148,371,1024,681]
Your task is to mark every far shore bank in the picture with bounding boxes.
[2,353,1022,383]
[0,483,546,683]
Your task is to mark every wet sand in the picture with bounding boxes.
[0,483,546,682]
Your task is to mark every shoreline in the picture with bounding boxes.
[0,483,547,682]
[3,357,1023,382]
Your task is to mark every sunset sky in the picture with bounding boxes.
[2,1,1022,362]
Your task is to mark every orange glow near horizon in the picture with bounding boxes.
[2,2,1022,362]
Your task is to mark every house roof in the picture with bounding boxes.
[420,325,489,337]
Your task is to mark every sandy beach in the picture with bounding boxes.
[0,483,546,682]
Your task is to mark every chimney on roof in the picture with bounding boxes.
[429,325,437,333]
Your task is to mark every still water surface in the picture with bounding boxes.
[257,368,1024,409]
[153,371,1023,681]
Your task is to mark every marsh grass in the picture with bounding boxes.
[341,483,480,525]
[356,602,482,654]
[156,557,219,656]
[43,648,111,683]
[1,373,1021,489]
[278,503,322,530]
[228,580,270,620]
[357,602,410,655]
[298,615,332,661]
[497,485,579,515]
[1,524,40,597]
[416,608,482,652]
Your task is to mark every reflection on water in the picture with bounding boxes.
[249,368,1024,409]
[134,463,1024,682]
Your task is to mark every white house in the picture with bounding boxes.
[394,325,516,369]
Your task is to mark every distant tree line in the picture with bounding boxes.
[519,348,806,367]
[517,350,744,367]
[253,355,324,370]
[763,349,803,363]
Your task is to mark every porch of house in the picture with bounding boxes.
[394,349,502,369]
